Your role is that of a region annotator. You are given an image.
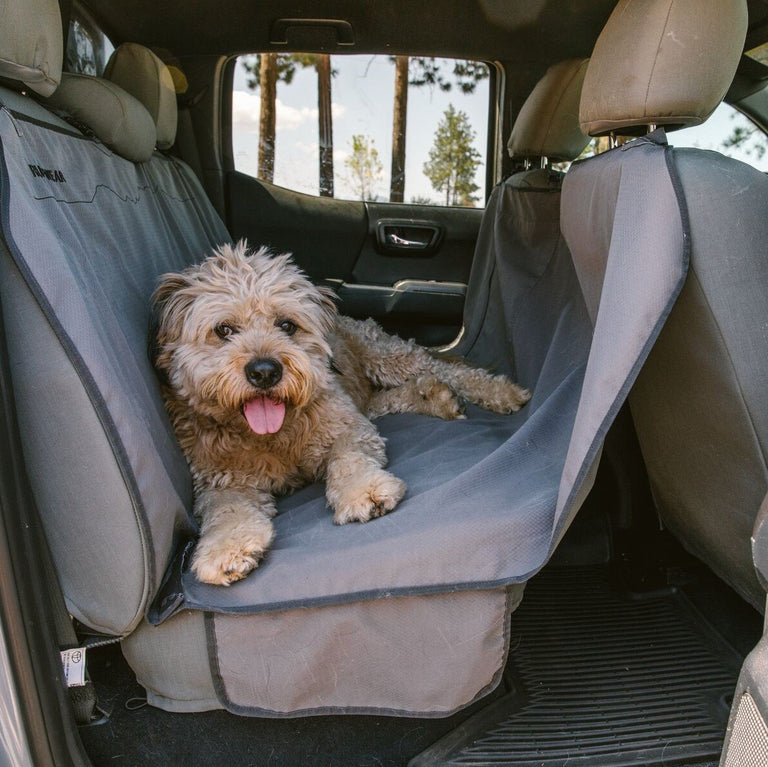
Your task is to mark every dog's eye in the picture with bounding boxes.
[276,319,297,336]
[214,322,238,341]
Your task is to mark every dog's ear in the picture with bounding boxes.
[152,272,196,331]
[153,272,193,312]
[149,272,195,378]
[311,284,339,335]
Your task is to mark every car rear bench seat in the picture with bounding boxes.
[0,0,706,716]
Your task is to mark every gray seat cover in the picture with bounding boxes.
[0,97,228,633]
[0,94,688,712]
[175,148,687,617]
[628,147,768,610]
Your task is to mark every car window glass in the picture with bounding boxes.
[231,54,490,207]
[670,102,768,170]
[65,1,115,76]
[564,103,768,172]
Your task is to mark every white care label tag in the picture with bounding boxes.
[60,647,87,687]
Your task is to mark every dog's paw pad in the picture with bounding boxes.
[333,471,406,525]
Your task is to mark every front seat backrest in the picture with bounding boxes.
[454,58,590,383]
[562,0,768,610]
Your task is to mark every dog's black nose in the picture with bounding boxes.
[244,358,283,389]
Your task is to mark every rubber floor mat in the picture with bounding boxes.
[411,565,742,767]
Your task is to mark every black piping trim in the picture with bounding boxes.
[3,107,90,139]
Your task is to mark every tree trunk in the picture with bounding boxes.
[390,56,409,203]
[316,54,334,197]
[258,53,277,183]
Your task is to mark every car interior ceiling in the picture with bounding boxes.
[2,1,768,766]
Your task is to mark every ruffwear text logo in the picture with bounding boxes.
[28,164,66,183]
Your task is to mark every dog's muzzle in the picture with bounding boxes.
[244,357,283,390]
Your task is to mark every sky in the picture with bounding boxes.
[231,54,768,207]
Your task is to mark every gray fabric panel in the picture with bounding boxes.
[121,610,220,713]
[629,149,768,610]
[211,586,520,717]
[557,134,688,540]
[0,250,147,633]
[0,106,229,634]
[0,95,690,714]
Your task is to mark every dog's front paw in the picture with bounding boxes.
[332,469,406,525]
[417,376,467,420]
[191,517,274,586]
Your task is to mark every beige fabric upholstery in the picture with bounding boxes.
[580,0,747,136]
[105,43,178,150]
[45,73,157,163]
[0,0,62,96]
[508,59,590,161]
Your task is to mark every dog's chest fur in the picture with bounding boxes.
[168,370,373,496]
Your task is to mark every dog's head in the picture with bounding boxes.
[153,240,337,434]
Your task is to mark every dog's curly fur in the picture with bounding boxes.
[153,241,530,585]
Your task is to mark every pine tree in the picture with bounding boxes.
[389,58,488,203]
[423,105,482,206]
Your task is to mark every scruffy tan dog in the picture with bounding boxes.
[153,241,530,585]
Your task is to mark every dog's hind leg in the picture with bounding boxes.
[338,316,530,414]
[365,375,467,420]
[420,358,531,414]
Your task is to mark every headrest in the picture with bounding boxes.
[0,0,63,96]
[580,0,748,137]
[105,43,178,150]
[44,73,157,162]
[507,59,590,162]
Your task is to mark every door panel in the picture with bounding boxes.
[226,172,483,346]
[226,171,368,283]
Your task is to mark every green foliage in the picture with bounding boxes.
[423,105,482,206]
[388,56,489,94]
[722,120,766,160]
[344,134,383,200]
[241,53,332,89]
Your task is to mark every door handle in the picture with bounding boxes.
[387,232,428,248]
[375,219,443,255]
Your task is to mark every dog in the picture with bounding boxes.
[153,241,530,585]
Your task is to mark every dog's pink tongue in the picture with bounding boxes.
[243,397,285,435]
